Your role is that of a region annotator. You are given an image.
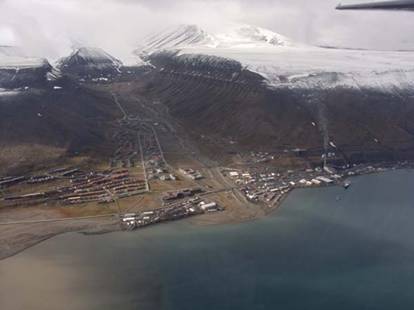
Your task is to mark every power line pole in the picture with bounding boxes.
[104,188,122,220]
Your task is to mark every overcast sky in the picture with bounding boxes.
[1,0,414,61]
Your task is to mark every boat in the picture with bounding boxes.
[344,180,351,189]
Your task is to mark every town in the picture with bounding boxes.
[220,160,412,208]
[1,92,413,232]
[1,168,147,207]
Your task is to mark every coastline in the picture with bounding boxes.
[1,166,412,262]
[0,218,120,261]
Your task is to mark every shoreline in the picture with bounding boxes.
[0,218,120,261]
[1,166,412,262]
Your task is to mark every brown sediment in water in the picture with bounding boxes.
[0,191,284,261]
[1,167,408,261]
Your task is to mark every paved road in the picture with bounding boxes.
[211,167,254,207]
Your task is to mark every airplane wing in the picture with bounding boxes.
[336,0,414,10]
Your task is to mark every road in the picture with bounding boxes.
[150,125,176,172]
[137,133,150,192]
[111,92,128,119]
[211,167,254,207]
[0,213,118,226]
[112,92,251,210]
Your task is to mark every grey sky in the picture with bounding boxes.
[1,0,414,61]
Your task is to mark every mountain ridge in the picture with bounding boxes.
[137,24,414,91]
[57,47,123,79]
[137,24,295,55]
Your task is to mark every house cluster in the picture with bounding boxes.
[224,167,341,206]
[139,125,178,182]
[0,176,26,189]
[147,157,177,181]
[27,175,57,184]
[179,168,204,180]
[62,169,146,205]
[121,197,223,230]
[244,151,275,164]
[162,187,204,203]
[0,167,80,189]
[2,169,146,207]
[111,126,141,168]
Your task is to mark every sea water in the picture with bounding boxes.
[1,170,414,310]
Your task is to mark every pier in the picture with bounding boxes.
[120,198,223,230]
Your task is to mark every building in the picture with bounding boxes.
[311,179,322,185]
[199,202,220,212]
[179,168,204,180]
[316,176,334,184]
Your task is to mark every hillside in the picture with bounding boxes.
[0,80,120,174]
[58,47,123,79]
[137,24,414,91]
[133,24,414,165]
[0,46,52,89]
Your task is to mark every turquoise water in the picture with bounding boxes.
[1,170,414,310]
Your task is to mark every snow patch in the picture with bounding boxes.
[177,45,414,90]
[139,24,414,91]
[0,46,48,69]
[138,24,295,55]
[0,88,20,96]
[57,47,123,69]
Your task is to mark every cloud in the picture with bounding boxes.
[0,0,413,63]
[0,26,16,46]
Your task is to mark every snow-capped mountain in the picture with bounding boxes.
[58,47,123,78]
[0,46,49,69]
[140,25,215,52]
[138,24,414,91]
[212,25,294,48]
[138,24,293,53]
[0,46,52,89]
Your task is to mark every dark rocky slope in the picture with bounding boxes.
[141,52,414,165]
[0,60,52,89]
[58,47,122,79]
[0,79,120,174]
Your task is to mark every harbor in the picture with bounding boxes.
[120,197,223,230]
[220,161,413,208]
[2,169,414,310]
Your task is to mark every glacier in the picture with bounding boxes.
[0,46,49,69]
[137,24,414,91]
